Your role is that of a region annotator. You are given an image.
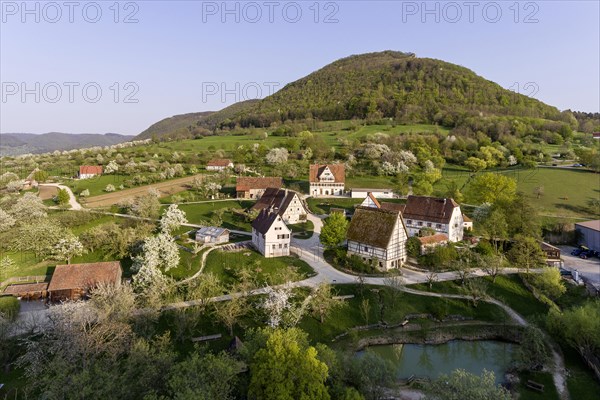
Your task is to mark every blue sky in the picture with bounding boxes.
[1,0,598,135]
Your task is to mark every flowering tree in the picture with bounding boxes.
[79,189,90,197]
[0,256,16,281]
[261,284,308,328]
[53,236,85,264]
[10,192,47,220]
[104,160,119,174]
[266,148,289,165]
[159,204,188,234]
[104,184,115,192]
[0,209,16,232]
[133,233,180,273]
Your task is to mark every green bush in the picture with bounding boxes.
[0,296,20,320]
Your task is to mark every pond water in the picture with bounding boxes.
[356,340,516,382]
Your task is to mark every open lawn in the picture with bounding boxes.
[288,220,314,239]
[436,165,599,219]
[173,200,254,231]
[306,197,364,215]
[204,249,315,287]
[517,371,560,400]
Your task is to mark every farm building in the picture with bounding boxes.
[3,282,48,300]
[206,159,234,171]
[251,188,307,224]
[418,234,449,255]
[195,227,230,244]
[47,261,122,302]
[402,196,465,242]
[78,165,103,179]
[540,241,562,267]
[463,214,473,231]
[251,209,291,258]
[347,206,408,271]
[309,164,345,197]
[351,188,394,199]
[360,192,381,209]
[575,220,600,252]
[236,177,283,199]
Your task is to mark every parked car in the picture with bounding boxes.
[580,250,599,259]
[571,248,584,256]
[572,163,584,167]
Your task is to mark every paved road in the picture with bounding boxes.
[558,245,600,284]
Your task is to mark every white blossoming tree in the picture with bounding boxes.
[104,160,119,174]
[266,147,289,165]
[104,184,116,192]
[10,192,47,220]
[0,209,16,232]
[0,256,16,281]
[53,236,85,264]
[159,204,188,234]
[133,233,180,273]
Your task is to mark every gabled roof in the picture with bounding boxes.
[380,202,406,213]
[196,226,229,239]
[48,261,121,292]
[207,159,233,167]
[402,196,459,224]
[79,165,103,175]
[347,207,402,249]
[462,214,473,223]
[251,209,288,235]
[418,233,449,245]
[251,187,302,215]
[236,177,283,192]
[360,192,381,209]
[309,164,345,183]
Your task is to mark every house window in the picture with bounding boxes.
[279,244,282,249]
[407,220,412,224]
[272,244,276,249]
[427,223,432,228]
[436,224,442,229]
[364,246,369,252]
[417,221,422,226]
[284,243,288,248]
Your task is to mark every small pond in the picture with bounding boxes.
[356,340,516,382]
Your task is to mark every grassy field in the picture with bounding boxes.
[435,165,599,219]
[517,371,560,400]
[204,249,315,287]
[288,220,314,239]
[173,200,254,231]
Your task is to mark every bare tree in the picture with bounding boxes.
[425,272,438,289]
[463,279,488,307]
[482,253,506,283]
[383,272,405,305]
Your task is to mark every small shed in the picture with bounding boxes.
[195,227,230,244]
[540,241,562,267]
[418,233,449,255]
[3,282,49,300]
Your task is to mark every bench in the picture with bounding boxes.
[526,380,544,392]
[191,334,222,342]
[400,319,409,327]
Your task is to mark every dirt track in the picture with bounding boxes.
[83,174,206,208]
[38,185,58,200]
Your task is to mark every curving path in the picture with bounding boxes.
[39,183,82,210]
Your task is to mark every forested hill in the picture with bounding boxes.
[230,51,561,128]
[0,132,133,156]
[137,50,571,139]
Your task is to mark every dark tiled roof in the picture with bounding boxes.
[380,202,406,213]
[236,177,283,192]
[309,164,345,183]
[347,207,401,249]
[402,196,459,224]
[251,188,301,216]
[79,165,103,175]
[48,261,121,292]
[207,159,232,167]
[251,210,282,235]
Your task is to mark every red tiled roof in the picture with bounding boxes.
[48,261,121,292]
[403,196,459,224]
[3,282,48,295]
[366,193,381,208]
[207,159,233,167]
[462,214,473,222]
[309,164,345,183]
[236,177,283,192]
[79,165,103,175]
[418,233,449,245]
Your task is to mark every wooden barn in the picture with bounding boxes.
[47,261,122,302]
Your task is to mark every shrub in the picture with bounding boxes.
[0,296,20,320]
[105,184,116,192]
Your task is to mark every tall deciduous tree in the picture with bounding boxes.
[508,235,546,273]
[309,283,344,324]
[248,328,330,400]
[53,235,85,264]
[160,204,188,234]
[320,213,349,249]
[10,192,47,220]
[466,173,517,205]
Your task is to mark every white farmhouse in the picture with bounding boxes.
[351,188,394,199]
[346,207,408,271]
[251,210,291,258]
[251,188,307,224]
[309,164,345,197]
[402,195,465,242]
[78,165,103,179]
